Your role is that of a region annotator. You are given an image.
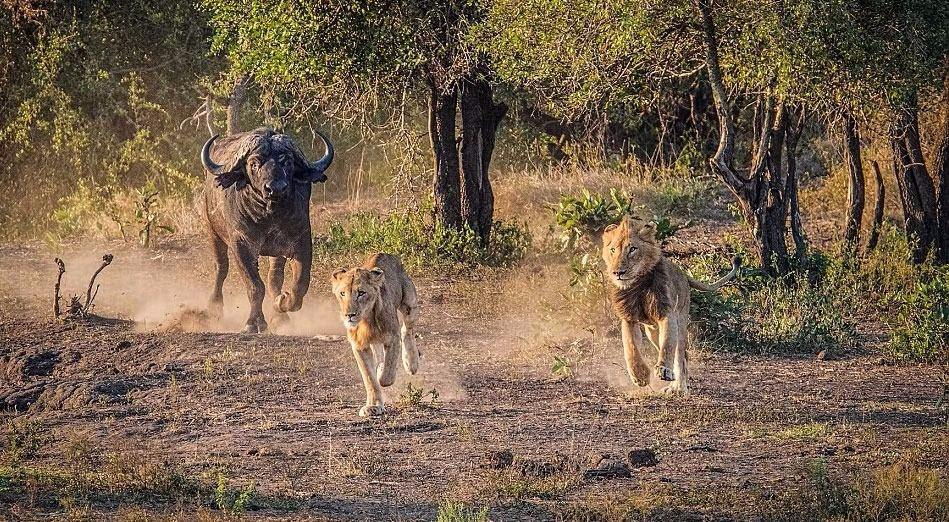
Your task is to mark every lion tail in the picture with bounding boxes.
[688,256,741,292]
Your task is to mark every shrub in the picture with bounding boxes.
[689,226,948,362]
[314,211,530,271]
[436,500,489,522]
[770,460,949,520]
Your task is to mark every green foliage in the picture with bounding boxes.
[551,355,574,379]
[771,460,949,520]
[400,383,440,410]
[0,1,215,240]
[690,227,948,361]
[314,211,530,271]
[436,499,489,522]
[553,189,632,252]
[214,472,255,515]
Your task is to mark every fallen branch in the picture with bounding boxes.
[53,258,66,318]
[83,254,113,314]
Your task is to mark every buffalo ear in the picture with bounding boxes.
[215,170,247,190]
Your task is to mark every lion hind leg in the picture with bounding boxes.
[654,315,678,382]
[668,316,690,395]
[398,281,420,375]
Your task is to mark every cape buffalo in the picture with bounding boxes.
[200,127,333,333]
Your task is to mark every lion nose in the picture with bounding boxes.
[614,270,627,277]
[346,313,357,320]
[265,179,288,195]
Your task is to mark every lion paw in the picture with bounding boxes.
[656,365,675,382]
[358,404,386,417]
[630,365,651,387]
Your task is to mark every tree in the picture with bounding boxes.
[204,0,508,244]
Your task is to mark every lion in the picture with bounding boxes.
[601,215,739,395]
[330,253,420,416]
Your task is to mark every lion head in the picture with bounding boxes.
[330,267,386,329]
[601,215,662,289]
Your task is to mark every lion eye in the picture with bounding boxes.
[610,247,616,254]
[356,290,366,298]
[339,291,346,297]
[627,248,637,258]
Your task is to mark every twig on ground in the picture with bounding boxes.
[83,254,113,314]
[53,258,66,318]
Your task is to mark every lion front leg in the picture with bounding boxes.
[350,340,385,417]
[621,320,651,387]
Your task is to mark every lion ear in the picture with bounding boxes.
[637,222,657,240]
[367,267,385,286]
[603,215,630,236]
[331,268,348,282]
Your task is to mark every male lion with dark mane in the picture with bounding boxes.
[602,215,739,395]
[331,253,420,416]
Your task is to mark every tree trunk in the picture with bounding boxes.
[459,77,508,244]
[866,160,886,252]
[934,112,949,263]
[226,74,250,136]
[785,107,807,256]
[891,101,937,263]
[695,0,792,276]
[841,111,865,252]
[429,81,461,230]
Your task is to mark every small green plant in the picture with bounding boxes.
[551,355,573,379]
[400,382,439,409]
[214,472,255,515]
[2,419,44,466]
[436,500,489,522]
[133,182,174,248]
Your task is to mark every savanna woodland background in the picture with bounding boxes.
[1,0,947,520]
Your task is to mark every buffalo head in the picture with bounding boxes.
[200,128,333,200]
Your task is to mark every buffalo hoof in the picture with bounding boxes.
[656,365,675,382]
[241,320,268,334]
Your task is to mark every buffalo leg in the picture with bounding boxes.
[266,256,289,325]
[276,250,311,313]
[208,233,228,321]
[233,243,267,333]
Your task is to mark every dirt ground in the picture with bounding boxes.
[0,237,946,521]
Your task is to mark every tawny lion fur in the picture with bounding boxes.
[331,253,420,416]
[602,215,739,395]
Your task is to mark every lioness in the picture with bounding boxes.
[331,253,420,416]
[602,215,739,395]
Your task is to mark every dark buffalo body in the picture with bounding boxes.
[200,127,333,333]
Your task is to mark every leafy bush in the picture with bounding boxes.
[552,188,632,252]
[690,227,948,361]
[770,460,949,520]
[314,211,530,271]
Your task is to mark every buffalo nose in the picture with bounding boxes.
[265,179,288,195]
